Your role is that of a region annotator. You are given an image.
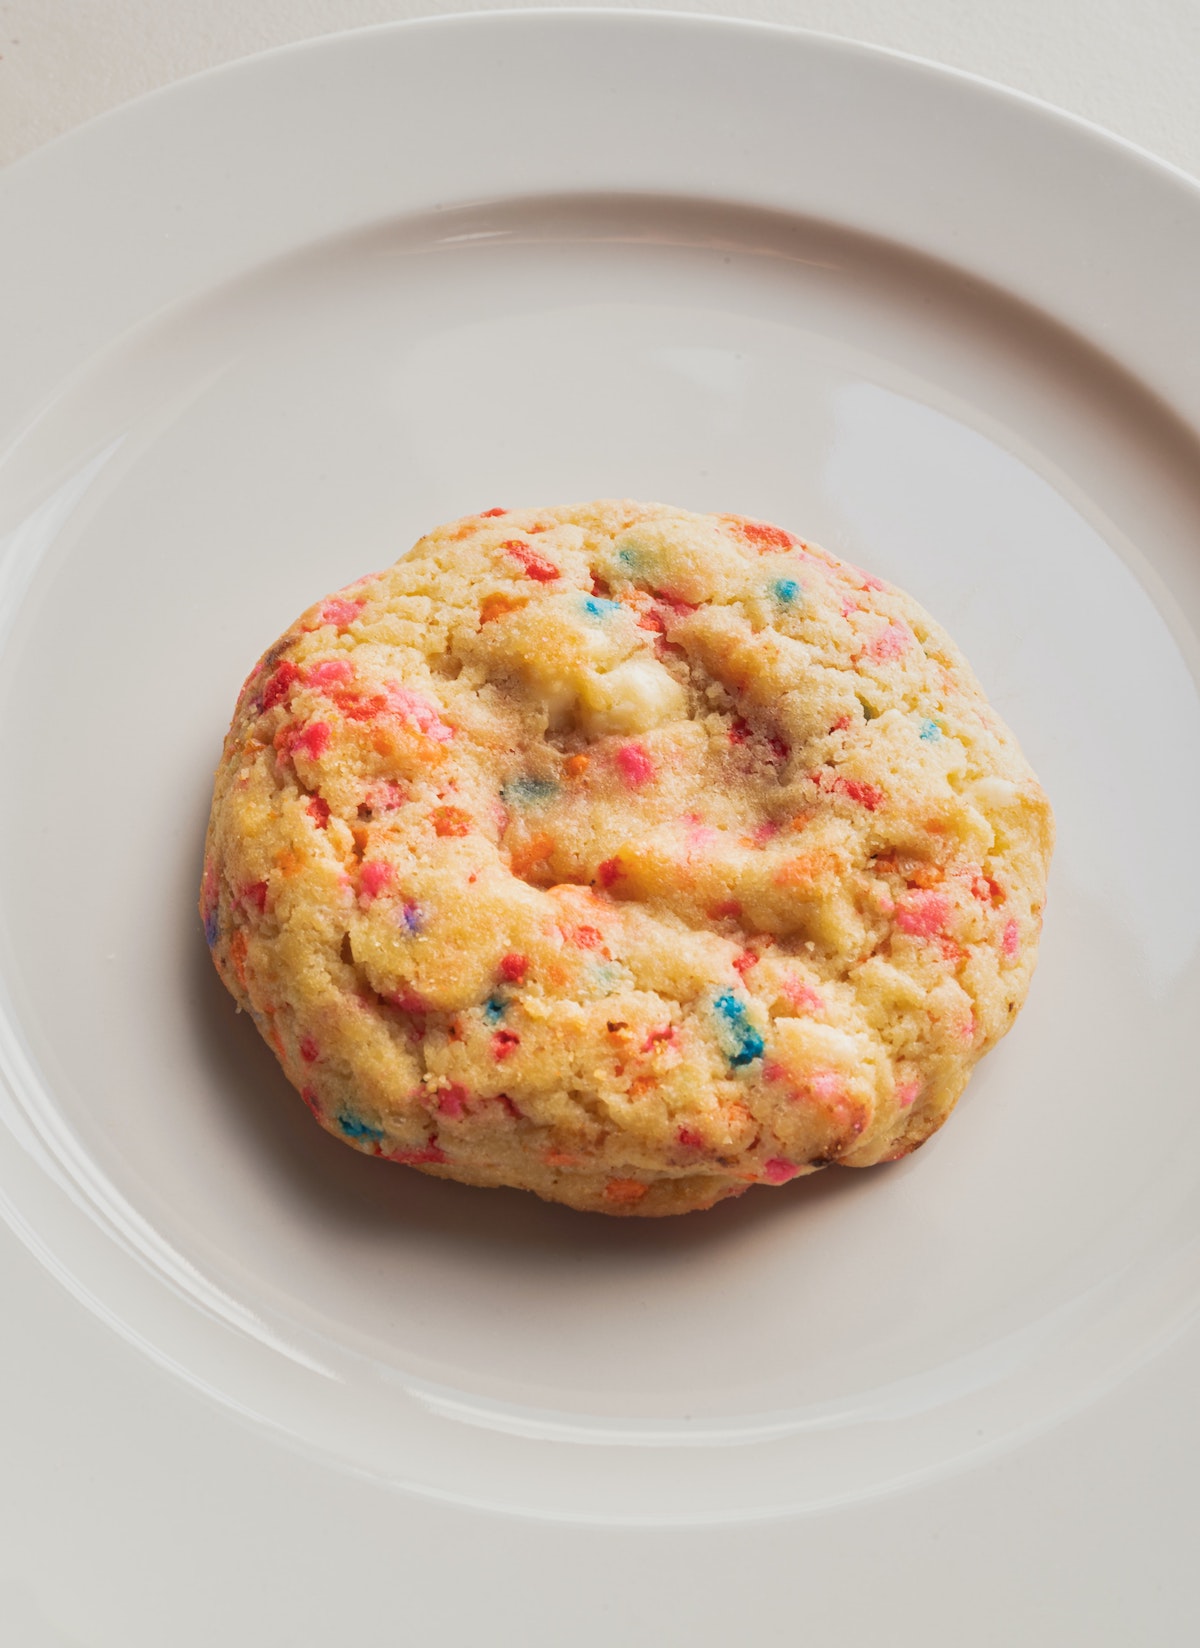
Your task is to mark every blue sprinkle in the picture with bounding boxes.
[336,1111,385,1142]
[203,907,220,948]
[399,900,424,934]
[582,596,622,619]
[617,546,642,569]
[501,777,558,806]
[712,990,765,1067]
[483,996,507,1024]
[771,578,801,605]
[919,718,942,742]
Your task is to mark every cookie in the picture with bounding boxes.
[201,500,1053,1215]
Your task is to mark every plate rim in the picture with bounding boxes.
[2,4,1200,1536]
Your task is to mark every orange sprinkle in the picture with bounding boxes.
[229,929,249,989]
[479,591,522,625]
[605,1178,648,1204]
[543,1147,577,1168]
[510,833,555,876]
[565,753,590,777]
[276,846,306,878]
[773,851,839,889]
[432,805,472,837]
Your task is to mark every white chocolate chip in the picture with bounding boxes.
[578,658,687,736]
[971,776,1018,808]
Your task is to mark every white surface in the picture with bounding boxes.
[2,0,1200,180]
[3,8,1200,1643]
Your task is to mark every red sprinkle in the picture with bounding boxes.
[300,1086,322,1118]
[479,507,507,517]
[243,881,268,914]
[830,775,883,811]
[492,1030,521,1061]
[728,517,798,552]
[1002,917,1020,958]
[261,659,299,711]
[709,898,742,920]
[502,540,560,582]
[299,1035,320,1063]
[498,952,528,984]
[676,1126,705,1150]
[306,795,331,828]
[387,1142,448,1166]
[763,1157,802,1184]
[596,857,623,888]
[732,951,758,978]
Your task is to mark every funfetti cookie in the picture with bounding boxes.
[201,501,1053,1215]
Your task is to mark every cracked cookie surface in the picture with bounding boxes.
[201,500,1053,1215]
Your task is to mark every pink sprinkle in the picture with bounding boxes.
[305,658,354,689]
[895,890,950,938]
[359,860,394,902]
[863,622,910,661]
[1002,918,1020,958]
[596,857,623,888]
[808,1070,842,1102]
[616,742,655,787]
[763,1157,802,1184]
[710,898,742,920]
[365,781,407,812]
[732,951,758,979]
[385,684,454,743]
[896,1079,920,1109]
[676,1126,705,1150]
[300,1086,322,1118]
[293,720,331,761]
[782,976,825,1014]
[388,986,427,1014]
[961,1015,976,1041]
[751,821,780,846]
[318,597,365,628]
[299,1035,320,1064]
[437,1084,469,1118]
[498,952,528,983]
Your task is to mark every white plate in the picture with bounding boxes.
[2,12,1199,1641]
